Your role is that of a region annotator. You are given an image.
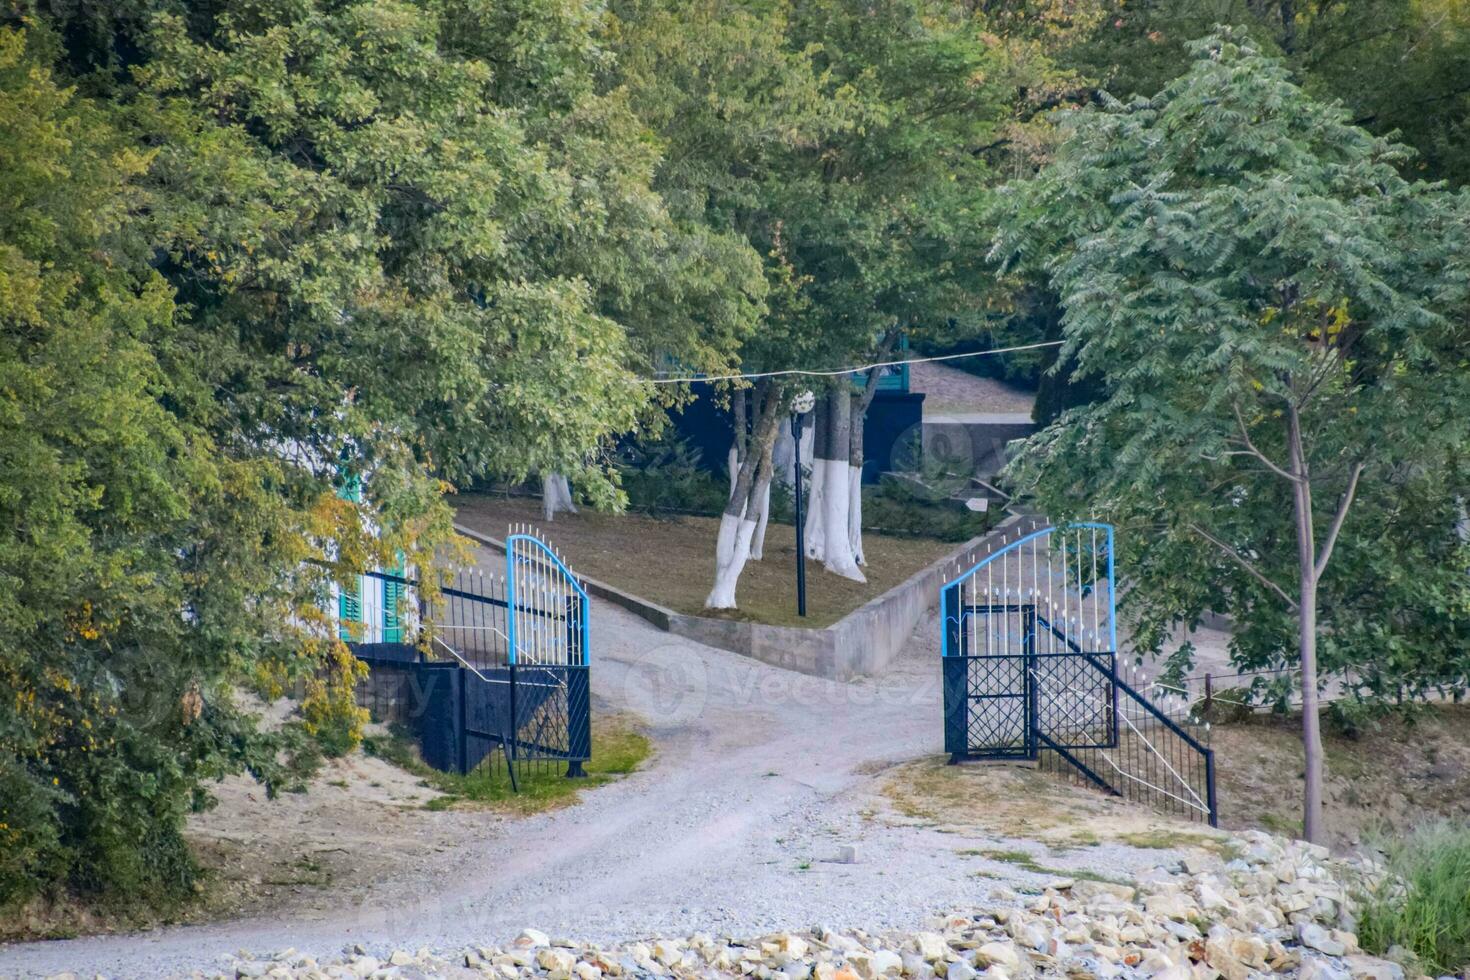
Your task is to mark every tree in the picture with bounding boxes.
[0,0,686,909]
[613,0,1068,607]
[0,23,365,907]
[1049,0,1470,187]
[992,31,1470,842]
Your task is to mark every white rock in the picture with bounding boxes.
[1142,891,1196,921]
[945,960,977,980]
[1013,920,1049,950]
[537,948,578,974]
[915,933,950,962]
[1299,923,1348,957]
[1343,955,1404,980]
[519,929,552,949]
[872,950,903,976]
[779,935,810,960]
[1300,955,1351,980]
[651,940,684,967]
[974,943,1021,971]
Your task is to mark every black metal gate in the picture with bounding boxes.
[941,523,1218,825]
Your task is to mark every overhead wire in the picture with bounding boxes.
[639,339,1064,385]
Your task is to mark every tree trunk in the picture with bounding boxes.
[820,390,865,581]
[805,394,831,563]
[541,473,577,521]
[848,392,866,565]
[706,384,781,609]
[846,334,894,568]
[749,479,772,560]
[1287,406,1325,844]
[728,388,748,501]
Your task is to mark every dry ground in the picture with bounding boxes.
[877,757,1232,880]
[1211,704,1470,848]
[455,493,960,628]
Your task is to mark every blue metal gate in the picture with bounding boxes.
[348,527,591,788]
[941,523,1217,825]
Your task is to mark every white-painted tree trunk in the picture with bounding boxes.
[541,472,577,521]
[804,461,827,562]
[705,383,782,610]
[819,392,864,582]
[847,466,865,566]
[749,478,772,560]
[707,510,759,608]
[847,352,887,573]
[772,423,796,488]
[804,395,829,562]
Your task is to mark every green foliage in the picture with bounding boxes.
[615,429,730,518]
[1053,0,1470,187]
[0,0,687,912]
[0,22,238,908]
[610,0,1072,403]
[993,30,1470,701]
[1358,823,1470,975]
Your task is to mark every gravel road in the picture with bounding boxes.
[1,579,1185,979]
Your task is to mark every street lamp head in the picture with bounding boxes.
[791,390,816,415]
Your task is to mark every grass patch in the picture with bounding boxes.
[455,493,974,628]
[968,848,1130,885]
[1116,829,1224,852]
[1357,823,1470,976]
[362,715,650,815]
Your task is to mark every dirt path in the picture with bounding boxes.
[2,558,1206,979]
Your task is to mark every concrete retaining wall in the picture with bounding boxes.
[453,513,1039,681]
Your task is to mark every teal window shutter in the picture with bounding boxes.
[382,558,405,643]
[338,579,361,640]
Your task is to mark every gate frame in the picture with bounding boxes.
[346,529,593,785]
[942,522,1119,764]
[505,532,592,777]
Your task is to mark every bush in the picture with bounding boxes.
[862,490,996,541]
[1357,822,1470,975]
[616,429,729,517]
[863,470,998,541]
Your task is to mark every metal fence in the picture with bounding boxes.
[348,528,591,790]
[941,522,1217,826]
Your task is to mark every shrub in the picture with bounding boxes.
[616,429,729,517]
[1357,822,1470,975]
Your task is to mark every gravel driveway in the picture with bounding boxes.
[1,573,1190,979]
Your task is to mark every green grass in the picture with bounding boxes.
[1357,823,1470,976]
[455,494,973,628]
[1116,829,1225,852]
[362,716,650,814]
[966,848,1131,886]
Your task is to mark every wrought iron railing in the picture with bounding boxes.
[941,521,1218,826]
[345,529,591,790]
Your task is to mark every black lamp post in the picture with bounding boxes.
[790,391,815,617]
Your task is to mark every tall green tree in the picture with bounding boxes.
[612,0,1070,607]
[0,23,332,907]
[1,0,696,909]
[992,31,1470,842]
[1046,0,1470,186]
